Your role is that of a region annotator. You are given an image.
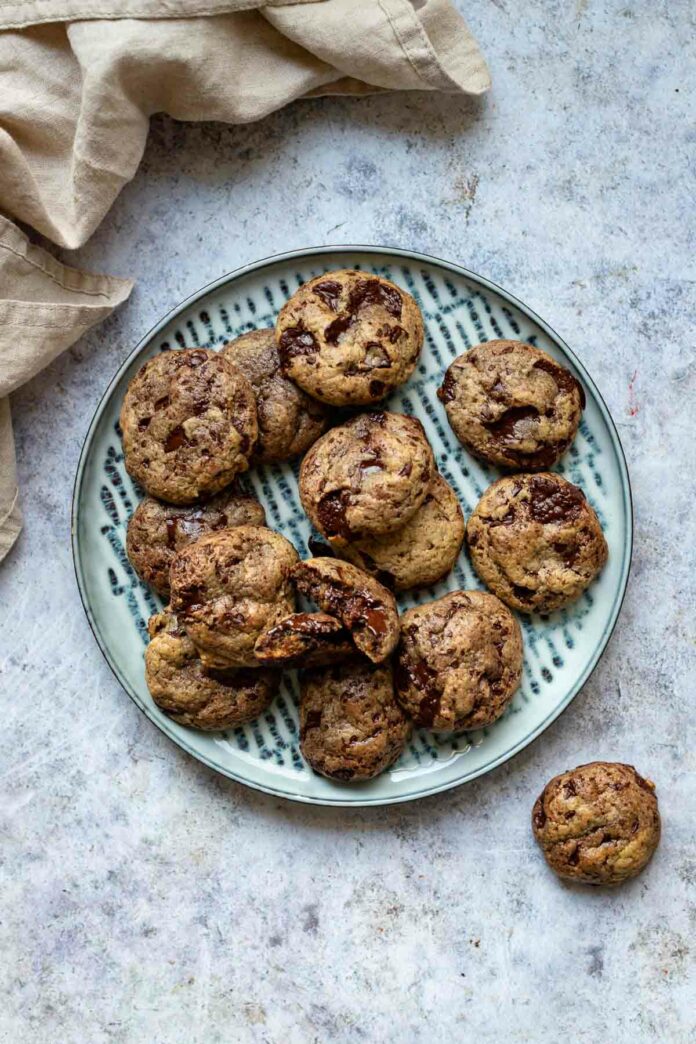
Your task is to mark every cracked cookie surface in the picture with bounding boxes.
[467,473,608,614]
[395,590,523,732]
[300,661,411,782]
[532,762,661,885]
[336,473,465,590]
[169,525,298,668]
[126,485,266,597]
[299,411,434,542]
[145,609,278,730]
[292,557,399,664]
[120,348,258,503]
[222,328,328,462]
[438,339,584,469]
[276,269,423,405]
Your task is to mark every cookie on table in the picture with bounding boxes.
[145,610,278,730]
[466,472,608,614]
[395,590,523,732]
[292,557,399,664]
[438,339,585,469]
[299,411,434,543]
[254,612,355,668]
[276,269,423,406]
[336,473,465,590]
[120,348,258,504]
[532,762,661,885]
[126,485,266,597]
[169,525,298,669]
[300,662,411,782]
[222,328,329,462]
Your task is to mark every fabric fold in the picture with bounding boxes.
[0,0,490,561]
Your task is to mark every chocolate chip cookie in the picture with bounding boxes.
[145,609,278,730]
[395,590,523,732]
[276,269,424,405]
[300,662,411,782]
[169,525,298,668]
[336,473,465,590]
[292,557,399,664]
[532,762,661,885]
[222,328,329,462]
[120,348,258,503]
[466,473,608,614]
[299,411,434,542]
[126,485,266,597]
[254,612,355,668]
[438,340,585,469]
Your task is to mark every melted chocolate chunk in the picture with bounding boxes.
[278,326,319,362]
[164,425,188,452]
[138,416,151,432]
[363,608,388,636]
[154,395,170,411]
[324,314,355,345]
[369,380,386,399]
[528,476,585,525]
[438,371,457,404]
[564,779,577,797]
[484,405,540,441]
[567,847,580,866]
[312,280,342,310]
[533,801,547,830]
[534,357,586,408]
[165,517,178,548]
[348,278,403,319]
[316,490,351,539]
[416,689,442,728]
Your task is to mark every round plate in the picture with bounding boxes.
[72,246,632,806]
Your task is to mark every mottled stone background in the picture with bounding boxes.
[1,1,694,1041]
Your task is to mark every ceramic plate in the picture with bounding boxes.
[72,246,632,806]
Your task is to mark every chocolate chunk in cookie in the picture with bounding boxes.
[299,411,434,542]
[466,473,608,614]
[336,473,465,590]
[292,558,399,664]
[145,609,278,730]
[222,328,329,462]
[300,661,411,782]
[169,525,298,668]
[254,612,355,668]
[120,348,258,503]
[395,590,523,732]
[126,485,266,597]
[438,340,585,469]
[532,762,661,885]
[276,269,423,406]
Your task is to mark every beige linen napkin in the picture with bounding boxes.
[0,0,490,560]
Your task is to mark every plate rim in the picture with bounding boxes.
[71,243,634,807]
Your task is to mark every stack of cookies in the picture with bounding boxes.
[120,268,608,786]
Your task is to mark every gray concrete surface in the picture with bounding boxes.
[1,1,694,1040]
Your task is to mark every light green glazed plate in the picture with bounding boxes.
[72,246,632,806]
